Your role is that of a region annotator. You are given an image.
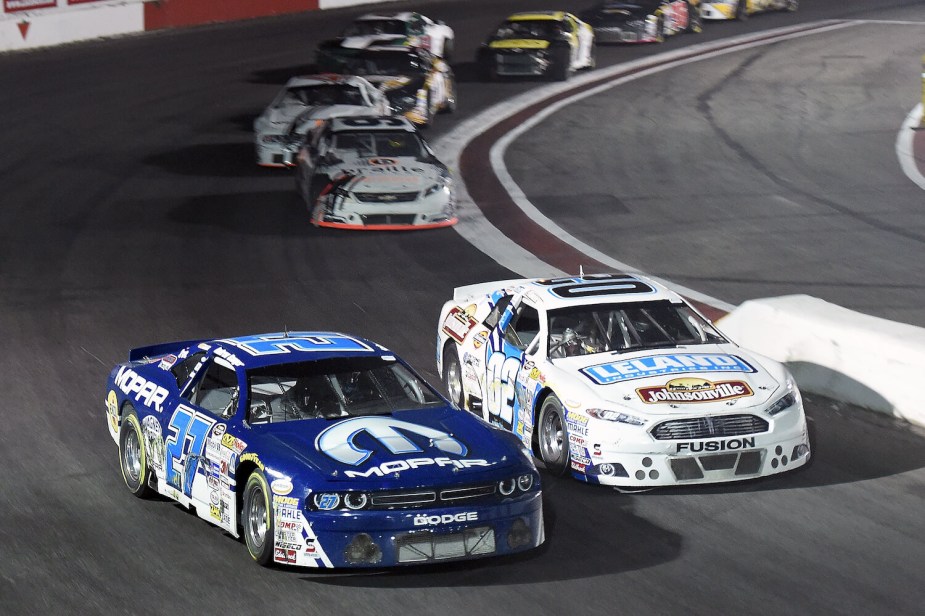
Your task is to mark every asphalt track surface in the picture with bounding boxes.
[1,1,924,614]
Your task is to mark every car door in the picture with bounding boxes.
[164,354,240,530]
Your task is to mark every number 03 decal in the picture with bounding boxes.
[486,353,520,428]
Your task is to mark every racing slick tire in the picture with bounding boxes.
[442,38,454,63]
[537,394,570,476]
[551,46,571,82]
[242,470,275,566]
[687,1,703,33]
[655,15,666,43]
[442,343,466,410]
[736,0,749,20]
[119,406,154,498]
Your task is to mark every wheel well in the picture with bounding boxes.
[234,461,259,534]
[530,387,554,450]
[440,339,457,377]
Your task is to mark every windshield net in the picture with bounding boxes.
[247,356,443,424]
[284,84,363,107]
[547,300,727,358]
[331,130,424,157]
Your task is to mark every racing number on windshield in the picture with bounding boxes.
[486,353,520,428]
[341,117,407,128]
[165,406,215,496]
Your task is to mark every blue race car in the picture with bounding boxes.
[105,332,543,568]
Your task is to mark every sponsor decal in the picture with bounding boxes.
[442,307,478,343]
[344,457,491,479]
[278,520,300,532]
[221,433,247,454]
[367,157,398,165]
[210,504,222,520]
[472,331,488,349]
[273,495,299,507]
[271,478,293,495]
[274,548,297,564]
[637,378,754,404]
[316,416,467,466]
[592,444,602,458]
[141,415,165,472]
[212,423,226,437]
[565,411,588,425]
[158,355,178,370]
[240,452,264,471]
[278,507,301,521]
[582,354,754,385]
[106,390,119,432]
[676,437,756,453]
[568,434,585,446]
[114,366,169,412]
[414,512,478,526]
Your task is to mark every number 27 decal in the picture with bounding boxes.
[165,405,215,497]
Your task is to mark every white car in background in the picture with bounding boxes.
[253,74,390,167]
[294,116,457,230]
[701,0,797,20]
[436,273,811,488]
[332,11,455,59]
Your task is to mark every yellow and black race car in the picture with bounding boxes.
[701,0,798,21]
[477,11,596,82]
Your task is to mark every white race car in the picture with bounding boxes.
[436,273,811,488]
[253,74,390,167]
[330,11,455,59]
[701,0,797,20]
[294,116,457,230]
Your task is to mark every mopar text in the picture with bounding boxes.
[344,457,492,478]
[114,366,169,412]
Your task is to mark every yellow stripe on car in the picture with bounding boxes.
[489,39,551,50]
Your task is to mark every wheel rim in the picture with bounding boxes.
[540,407,564,464]
[446,357,462,406]
[122,428,141,485]
[245,484,267,551]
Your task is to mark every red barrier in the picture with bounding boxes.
[144,0,319,30]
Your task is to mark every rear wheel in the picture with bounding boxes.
[654,16,666,43]
[688,1,703,33]
[736,0,749,20]
[537,394,570,476]
[441,38,454,63]
[551,46,571,81]
[442,344,466,410]
[119,407,153,498]
[242,470,274,566]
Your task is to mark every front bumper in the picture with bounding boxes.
[569,406,811,487]
[276,491,544,568]
[310,190,457,230]
[593,24,657,44]
[490,50,550,77]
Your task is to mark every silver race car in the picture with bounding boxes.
[294,116,456,230]
[253,74,390,167]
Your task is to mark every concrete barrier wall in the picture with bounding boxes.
[1,0,394,52]
[718,295,925,428]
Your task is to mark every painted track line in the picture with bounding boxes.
[435,19,859,319]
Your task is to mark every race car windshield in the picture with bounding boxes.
[547,300,727,358]
[493,20,564,40]
[344,19,407,36]
[284,84,363,107]
[331,130,424,158]
[246,356,444,424]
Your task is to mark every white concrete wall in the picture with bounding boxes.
[1,2,144,52]
[718,295,925,428]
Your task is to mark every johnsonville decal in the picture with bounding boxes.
[636,377,754,404]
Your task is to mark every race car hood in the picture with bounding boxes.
[324,156,445,192]
[259,104,370,133]
[549,344,785,417]
[488,39,551,50]
[256,407,526,487]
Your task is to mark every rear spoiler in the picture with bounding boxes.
[129,338,211,363]
[453,278,532,302]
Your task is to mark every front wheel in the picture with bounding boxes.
[537,394,570,476]
[736,0,749,20]
[119,407,153,498]
[688,2,703,33]
[785,0,799,11]
[442,344,466,410]
[242,470,274,566]
[550,47,571,81]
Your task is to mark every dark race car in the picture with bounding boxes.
[315,45,456,127]
[581,1,703,44]
[477,11,595,82]
[105,331,543,568]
